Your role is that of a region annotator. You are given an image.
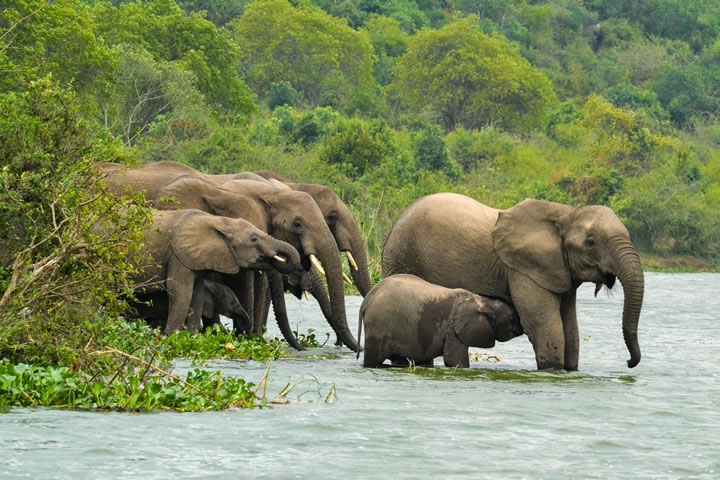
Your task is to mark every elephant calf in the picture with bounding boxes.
[358,274,522,368]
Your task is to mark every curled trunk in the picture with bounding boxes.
[611,239,644,368]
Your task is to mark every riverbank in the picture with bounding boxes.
[640,253,720,272]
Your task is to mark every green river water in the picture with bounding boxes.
[1,272,718,479]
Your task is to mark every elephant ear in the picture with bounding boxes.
[170,211,241,274]
[451,294,496,348]
[493,199,573,294]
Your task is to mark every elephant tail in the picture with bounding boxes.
[356,304,366,360]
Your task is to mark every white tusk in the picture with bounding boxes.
[303,290,310,301]
[345,251,358,271]
[272,255,287,263]
[309,254,325,276]
[343,273,353,284]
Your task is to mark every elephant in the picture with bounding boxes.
[254,170,373,297]
[357,274,522,368]
[128,278,251,334]
[103,164,359,351]
[131,209,301,337]
[382,194,644,371]
[217,178,358,350]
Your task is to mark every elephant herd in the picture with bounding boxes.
[105,162,644,371]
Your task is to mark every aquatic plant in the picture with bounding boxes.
[0,360,264,411]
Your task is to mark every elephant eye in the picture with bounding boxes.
[326,212,338,225]
[293,220,303,232]
[250,234,258,244]
[584,238,595,249]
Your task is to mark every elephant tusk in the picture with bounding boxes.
[303,290,310,301]
[309,254,326,276]
[272,255,287,263]
[343,273,353,285]
[345,251,358,271]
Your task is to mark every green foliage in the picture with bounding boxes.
[93,0,256,117]
[320,119,394,178]
[411,123,457,179]
[392,16,556,131]
[648,64,720,128]
[0,77,151,365]
[0,0,116,102]
[0,361,261,410]
[606,83,669,125]
[231,0,374,108]
[266,81,299,110]
[163,325,288,361]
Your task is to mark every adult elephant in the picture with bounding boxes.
[133,209,301,338]
[254,171,372,297]
[382,194,644,371]
[218,179,358,351]
[102,162,361,350]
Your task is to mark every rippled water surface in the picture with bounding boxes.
[2,273,719,479]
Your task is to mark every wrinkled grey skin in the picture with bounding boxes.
[382,193,644,371]
[128,279,251,334]
[255,170,373,297]
[132,209,301,335]
[102,162,358,351]
[358,275,522,368]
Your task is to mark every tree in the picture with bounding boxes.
[231,0,374,108]
[0,77,151,363]
[93,0,255,117]
[391,16,556,131]
[361,14,409,86]
[0,0,116,102]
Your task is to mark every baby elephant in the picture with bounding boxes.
[358,274,522,368]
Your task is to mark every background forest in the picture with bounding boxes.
[3,0,720,289]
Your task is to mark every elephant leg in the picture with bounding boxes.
[361,341,385,368]
[443,333,470,368]
[226,272,254,333]
[252,272,268,335]
[561,289,579,371]
[509,274,565,370]
[164,260,195,334]
[185,274,206,333]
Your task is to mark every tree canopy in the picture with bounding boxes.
[392,17,556,131]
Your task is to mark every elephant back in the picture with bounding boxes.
[382,193,501,295]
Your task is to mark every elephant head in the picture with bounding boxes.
[254,171,373,297]
[221,180,359,351]
[450,293,522,348]
[288,183,372,296]
[169,210,301,275]
[493,199,644,367]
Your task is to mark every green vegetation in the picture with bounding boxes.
[2,0,720,409]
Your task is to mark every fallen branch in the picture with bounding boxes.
[89,347,203,394]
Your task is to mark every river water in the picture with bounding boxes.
[1,273,718,479]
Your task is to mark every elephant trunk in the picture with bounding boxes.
[311,228,359,352]
[266,238,302,275]
[345,224,373,297]
[268,271,305,351]
[610,238,644,368]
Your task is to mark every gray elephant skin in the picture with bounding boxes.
[129,278,251,334]
[131,209,300,336]
[382,193,644,371]
[357,274,522,368]
[102,162,359,351]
